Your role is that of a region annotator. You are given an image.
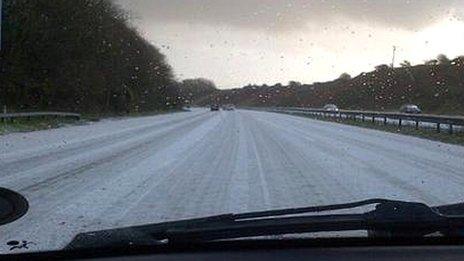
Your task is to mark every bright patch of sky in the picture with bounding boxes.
[115,0,464,88]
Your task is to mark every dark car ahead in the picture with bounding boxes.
[399,104,422,114]
[210,104,220,111]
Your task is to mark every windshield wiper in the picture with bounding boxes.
[66,198,464,249]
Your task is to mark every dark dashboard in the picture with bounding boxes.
[9,238,464,260]
[101,246,464,261]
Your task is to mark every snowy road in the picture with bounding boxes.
[1,108,464,252]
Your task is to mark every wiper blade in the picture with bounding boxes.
[66,199,464,249]
[167,199,456,242]
[233,198,395,219]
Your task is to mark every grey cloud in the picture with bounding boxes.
[115,0,463,31]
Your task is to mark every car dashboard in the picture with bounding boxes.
[9,237,464,260]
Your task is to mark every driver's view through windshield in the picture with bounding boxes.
[1,0,464,255]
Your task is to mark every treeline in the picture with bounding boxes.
[1,0,181,114]
[196,54,464,115]
[177,78,217,105]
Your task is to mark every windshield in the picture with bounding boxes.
[1,0,464,254]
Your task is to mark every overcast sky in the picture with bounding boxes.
[114,0,464,88]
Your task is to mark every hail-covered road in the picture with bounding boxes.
[1,108,464,252]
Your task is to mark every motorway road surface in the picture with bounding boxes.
[1,108,464,253]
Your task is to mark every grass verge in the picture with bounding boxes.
[0,117,79,135]
[81,108,187,122]
[1,109,188,135]
[280,112,464,146]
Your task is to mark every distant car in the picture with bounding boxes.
[399,104,422,114]
[223,104,235,111]
[210,104,220,111]
[323,104,339,112]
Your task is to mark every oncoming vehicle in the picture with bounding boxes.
[399,104,422,114]
[323,104,339,112]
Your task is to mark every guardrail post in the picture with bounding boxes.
[361,115,365,122]
[437,123,441,133]
[415,121,419,130]
[384,117,387,125]
[398,118,402,128]
[449,124,453,134]
[372,116,375,123]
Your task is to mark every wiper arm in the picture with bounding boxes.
[167,199,456,242]
[66,199,464,249]
[167,213,368,243]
